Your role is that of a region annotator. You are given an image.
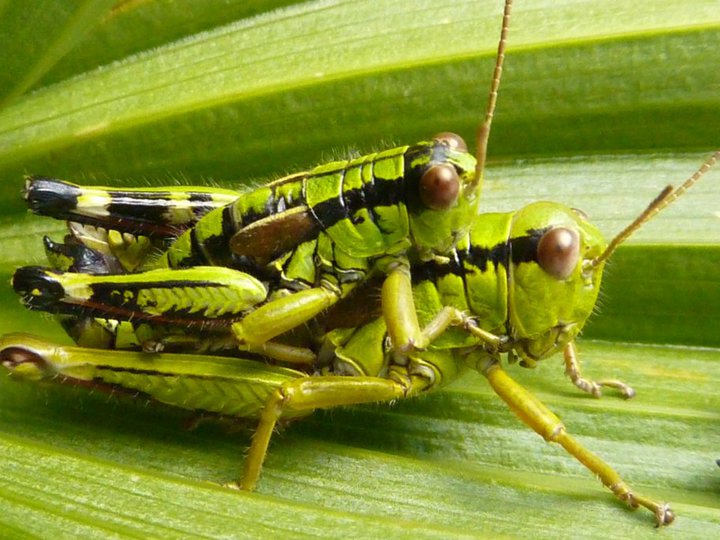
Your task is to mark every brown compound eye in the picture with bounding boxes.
[432,132,467,152]
[537,227,580,280]
[420,164,460,210]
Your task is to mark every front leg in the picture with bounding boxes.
[478,355,673,527]
[563,341,635,399]
[382,262,509,356]
[381,262,425,353]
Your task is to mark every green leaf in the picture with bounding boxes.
[35,1,310,89]
[0,0,718,537]
[0,0,117,106]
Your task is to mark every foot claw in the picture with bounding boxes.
[656,505,675,527]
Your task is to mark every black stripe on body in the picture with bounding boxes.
[42,300,238,327]
[350,166,369,226]
[207,205,239,265]
[186,228,209,267]
[311,176,404,230]
[79,215,180,237]
[366,176,402,236]
[188,192,220,219]
[173,206,237,268]
[106,191,175,229]
[165,227,208,269]
[107,190,226,229]
[509,228,547,265]
[307,166,352,228]
[467,243,510,274]
[411,229,546,284]
[234,175,308,227]
[411,248,469,284]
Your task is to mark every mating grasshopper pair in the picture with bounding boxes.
[1,0,717,528]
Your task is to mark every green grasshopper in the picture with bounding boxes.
[14,147,471,363]
[5,148,719,526]
[4,150,720,527]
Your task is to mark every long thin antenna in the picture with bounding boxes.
[474,0,512,192]
[591,150,720,267]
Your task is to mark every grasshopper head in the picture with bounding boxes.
[505,150,720,366]
[506,201,606,366]
[405,133,479,257]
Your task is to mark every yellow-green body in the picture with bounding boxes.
[21,137,478,347]
[156,141,477,270]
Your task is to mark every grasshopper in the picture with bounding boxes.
[3,151,719,527]
[1,0,717,529]
[5,149,718,527]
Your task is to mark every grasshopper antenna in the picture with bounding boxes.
[474,0,512,193]
[591,150,720,267]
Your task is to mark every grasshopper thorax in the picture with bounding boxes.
[507,201,606,365]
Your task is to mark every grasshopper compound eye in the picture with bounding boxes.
[537,227,580,280]
[432,132,468,152]
[419,164,460,210]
